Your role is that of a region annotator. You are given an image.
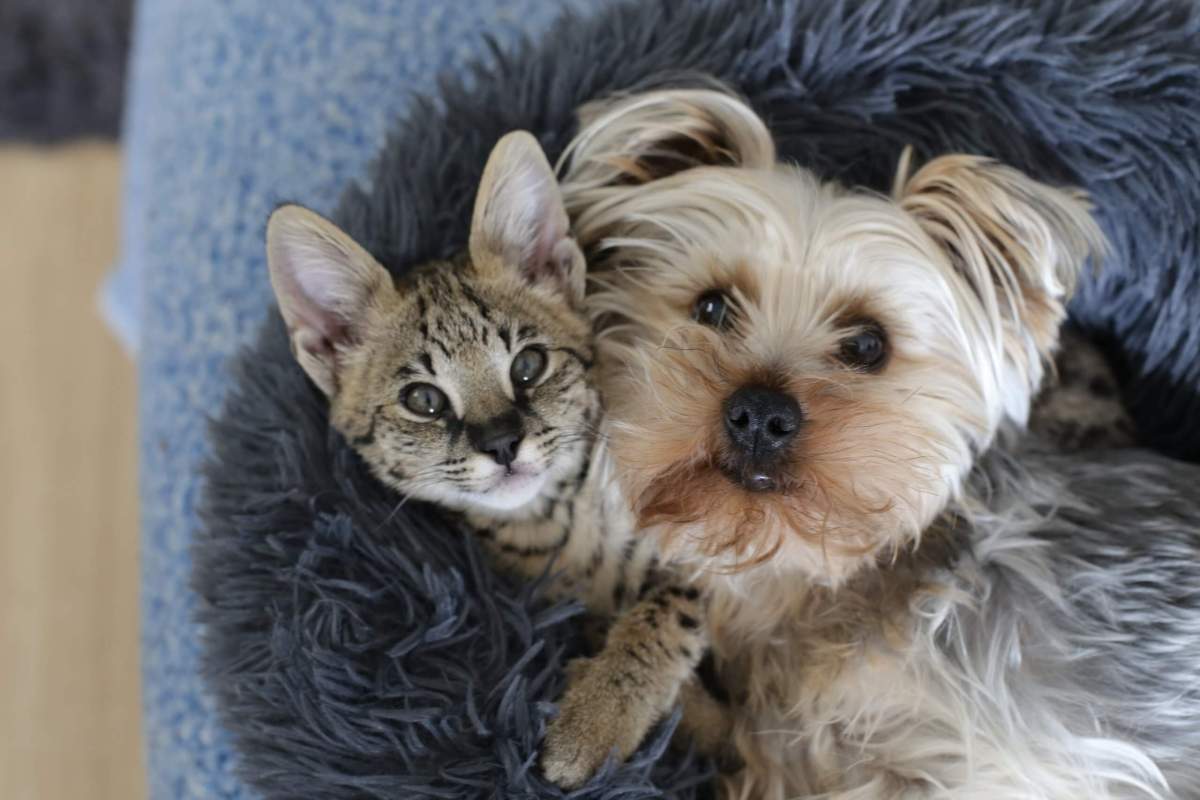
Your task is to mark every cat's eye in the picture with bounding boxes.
[402,383,448,417]
[510,346,548,388]
[837,320,888,372]
[693,290,731,329]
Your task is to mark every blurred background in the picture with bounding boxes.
[0,1,144,798]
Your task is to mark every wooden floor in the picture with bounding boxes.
[0,144,145,800]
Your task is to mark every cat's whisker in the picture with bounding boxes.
[371,477,443,533]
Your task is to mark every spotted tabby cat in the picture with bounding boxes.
[264,132,714,789]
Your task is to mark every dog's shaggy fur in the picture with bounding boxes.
[697,443,1200,799]
[557,88,1200,798]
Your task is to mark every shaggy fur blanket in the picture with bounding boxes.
[196,0,1200,797]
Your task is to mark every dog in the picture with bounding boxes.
[550,87,1200,798]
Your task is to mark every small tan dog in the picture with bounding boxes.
[567,91,1093,580]
[548,88,1198,798]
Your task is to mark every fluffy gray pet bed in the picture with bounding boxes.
[196,0,1200,797]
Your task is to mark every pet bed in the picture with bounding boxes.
[193,0,1200,797]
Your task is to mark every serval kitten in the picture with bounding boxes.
[265,132,710,789]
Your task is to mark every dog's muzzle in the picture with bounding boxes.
[722,385,801,492]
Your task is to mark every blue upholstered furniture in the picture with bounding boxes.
[123,2,601,796]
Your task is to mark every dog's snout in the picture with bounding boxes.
[723,386,802,459]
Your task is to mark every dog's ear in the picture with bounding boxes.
[896,153,1105,365]
[266,204,392,396]
[562,88,775,193]
[469,131,585,307]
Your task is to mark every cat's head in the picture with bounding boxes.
[266,132,596,516]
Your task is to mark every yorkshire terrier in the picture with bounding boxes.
[549,87,1200,798]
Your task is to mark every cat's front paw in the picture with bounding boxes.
[541,660,651,789]
[541,584,707,788]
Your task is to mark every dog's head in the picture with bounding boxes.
[563,89,1104,582]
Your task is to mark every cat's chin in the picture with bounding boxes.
[460,468,550,514]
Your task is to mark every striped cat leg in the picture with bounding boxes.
[675,664,742,774]
[540,585,707,789]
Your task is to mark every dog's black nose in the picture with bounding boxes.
[723,386,802,459]
[468,412,524,467]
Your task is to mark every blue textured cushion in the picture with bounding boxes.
[129,2,604,797]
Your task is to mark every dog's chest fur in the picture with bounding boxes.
[701,525,983,798]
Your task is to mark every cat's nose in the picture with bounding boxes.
[468,412,525,467]
[479,431,523,467]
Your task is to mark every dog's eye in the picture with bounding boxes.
[693,290,731,329]
[402,383,447,417]
[838,321,888,372]
[510,346,548,388]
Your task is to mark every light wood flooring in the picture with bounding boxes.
[0,143,145,800]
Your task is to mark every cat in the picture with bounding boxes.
[263,131,716,789]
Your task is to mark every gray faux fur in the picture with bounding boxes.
[196,0,1200,797]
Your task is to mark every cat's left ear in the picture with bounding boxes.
[469,131,585,307]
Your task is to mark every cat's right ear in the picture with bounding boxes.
[266,204,391,396]
[469,131,586,307]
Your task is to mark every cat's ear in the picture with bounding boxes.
[266,204,391,396]
[468,131,585,307]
